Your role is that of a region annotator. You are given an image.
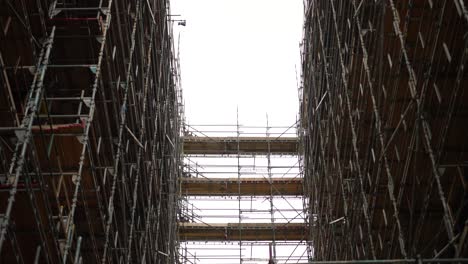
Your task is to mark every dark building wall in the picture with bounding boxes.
[301,0,468,260]
[0,0,182,263]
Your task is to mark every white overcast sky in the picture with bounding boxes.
[171,0,304,127]
[171,2,306,262]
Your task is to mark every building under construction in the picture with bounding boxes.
[0,0,182,263]
[301,0,468,261]
[0,0,468,263]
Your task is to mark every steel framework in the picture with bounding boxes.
[0,0,183,263]
[301,0,468,261]
[3,0,468,263]
[178,123,308,264]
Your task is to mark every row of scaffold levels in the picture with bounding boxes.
[1,0,468,263]
[179,124,306,263]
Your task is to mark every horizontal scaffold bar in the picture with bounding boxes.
[183,136,298,155]
[178,222,306,241]
[180,177,303,196]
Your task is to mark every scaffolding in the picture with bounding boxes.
[301,0,468,261]
[3,0,468,263]
[0,0,183,263]
[178,123,308,264]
